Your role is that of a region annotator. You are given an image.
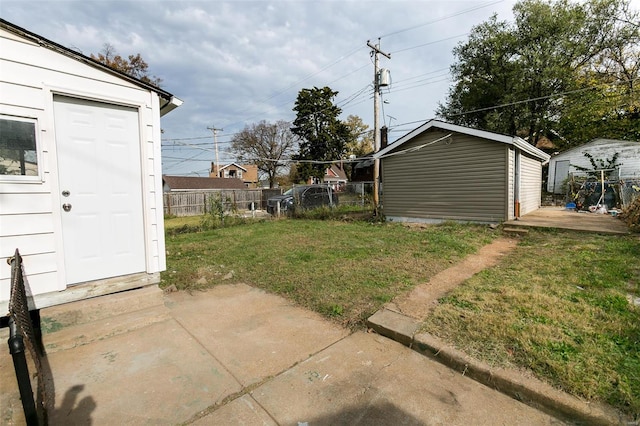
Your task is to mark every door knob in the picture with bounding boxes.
[62,203,72,212]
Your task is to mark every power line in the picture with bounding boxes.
[391,33,469,54]
[379,0,504,38]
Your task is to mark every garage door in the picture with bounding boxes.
[54,96,145,285]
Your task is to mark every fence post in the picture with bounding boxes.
[203,192,208,215]
[8,318,39,426]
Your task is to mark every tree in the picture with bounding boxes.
[291,87,350,181]
[437,0,639,149]
[343,115,373,180]
[229,120,296,188]
[91,43,162,87]
[343,115,373,158]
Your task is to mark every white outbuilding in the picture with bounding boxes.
[0,19,182,311]
[546,138,640,194]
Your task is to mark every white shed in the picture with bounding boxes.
[0,19,182,311]
[547,139,640,194]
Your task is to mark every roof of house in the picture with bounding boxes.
[550,138,640,160]
[218,163,248,172]
[0,18,182,116]
[375,119,550,163]
[163,175,246,190]
[326,164,347,180]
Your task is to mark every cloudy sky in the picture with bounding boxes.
[4,0,637,176]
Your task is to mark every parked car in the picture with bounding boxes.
[266,185,339,215]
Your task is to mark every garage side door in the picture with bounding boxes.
[54,96,145,285]
[519,153,543,216]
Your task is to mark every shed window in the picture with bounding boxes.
[0,116,38,177]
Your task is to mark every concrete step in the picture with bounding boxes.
[43,304,170,354]
[40,285,165,330]
[39,285,169,353]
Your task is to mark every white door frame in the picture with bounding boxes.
[48,89,149,288]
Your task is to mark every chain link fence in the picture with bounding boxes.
[566,172,640,210]
[7,249,50,425]
[164,183,376,217]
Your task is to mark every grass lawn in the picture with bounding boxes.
[161,217,640,415]
[421,228,640,416]
[162,217,495,326]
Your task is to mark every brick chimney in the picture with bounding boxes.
[380,126,388,150]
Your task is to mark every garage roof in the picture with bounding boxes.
[375,120,550,163]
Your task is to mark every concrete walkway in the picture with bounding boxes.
[2,284,563,425]
[504,206,631,234]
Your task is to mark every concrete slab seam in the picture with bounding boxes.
[180,378,275,425]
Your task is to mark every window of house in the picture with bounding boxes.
[238,170,243,179]
[0,115,39,179]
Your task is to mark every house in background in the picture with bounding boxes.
[163,175,246,191]
[210,162,259,188]
[307,163,348,189]
[323,163,348,189]
[546,138,640,194]
[376,120,550,223]
[0,19,182,312]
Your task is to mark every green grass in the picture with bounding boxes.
[421,228,640,416]
[162,218,494,328]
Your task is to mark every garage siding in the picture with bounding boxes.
[519,153,543,216]
[507,148,515,220]
[381,130,508,222]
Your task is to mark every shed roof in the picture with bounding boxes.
[375,120,550,163]
[550,138,639,160]
[0,18,182,116]
[163,175,246,190]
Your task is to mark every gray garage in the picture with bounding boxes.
[376,120,550,223]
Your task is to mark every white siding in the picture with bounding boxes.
[547,139,640,193]
[519,153,543,215]
[507,148,515,220]
[0,27,166,306]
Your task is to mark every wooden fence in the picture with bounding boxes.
[164,189,281,217]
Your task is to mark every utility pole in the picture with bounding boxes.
[367,39,390,213]
[207,126,223,177]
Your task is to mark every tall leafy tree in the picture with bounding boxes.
[343,114,373,180]
[437,0,639,148]
[91,43,162,87]
[343,115,373,158]
[291,86,350,181]
[229,120,296,188]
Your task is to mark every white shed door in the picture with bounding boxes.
[552,160,570,194]
[54,96,145,285]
